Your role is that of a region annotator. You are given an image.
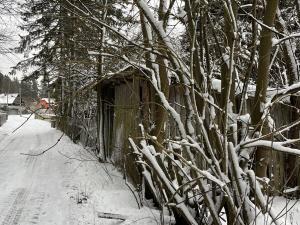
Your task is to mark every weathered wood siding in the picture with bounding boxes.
[111,79,141,184]
[67,69,300,191]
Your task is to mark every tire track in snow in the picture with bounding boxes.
[23,133,43,174]
[22,192,46,225]
[1,188,28,225]
[0,131,9,145]
[0,138,16,184]
[22,134,47,224]
[0,133,44,225]
[25,151,38,171]
[0,138,17,158]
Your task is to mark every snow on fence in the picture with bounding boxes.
[56,115,98,149]
[78,117,97,147]
[35,113,56,122]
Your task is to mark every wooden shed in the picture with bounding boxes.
[99,66,151,183]
[98,66,184,182]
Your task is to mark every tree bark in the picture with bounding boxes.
[251,0,279,178]
[150,0,169,147]
[96,0,107,159]
[296,0,300,23]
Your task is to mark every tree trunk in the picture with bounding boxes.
[296,0,300,23]
[96,0,107,159]
[221,0,237,114]
[251,0,279,178]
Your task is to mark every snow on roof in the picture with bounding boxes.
[211,78,256,95]
[106,65,143,77]
[0,93,19,104]
[211,78,286,98]
[41,98,55,104]
[99,65,149,85]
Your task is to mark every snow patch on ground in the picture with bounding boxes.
[0,115,164,225]
[254,197,300,225]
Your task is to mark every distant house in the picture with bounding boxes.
[0,93,21,106]
[36,98,55,109]
[0,93,25,115]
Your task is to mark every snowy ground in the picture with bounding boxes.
[1,115,300,225]
[0,115,164,225]
[264,197,300,225]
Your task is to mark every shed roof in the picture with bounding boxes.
[101,66,148,86]
[100,65,181,88]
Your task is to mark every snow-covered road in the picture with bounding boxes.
[0,115,162,225]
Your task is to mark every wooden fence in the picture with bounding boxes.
[59,84,300,192]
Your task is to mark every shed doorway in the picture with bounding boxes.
[102,86,115,159]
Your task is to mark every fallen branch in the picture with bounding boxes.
[20,133,64,156]
[240,139,300,156]
[12,112,35,133]
[97,212,127,221]
[12,107,48,134]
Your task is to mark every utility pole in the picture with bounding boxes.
[19,81,22,116]
[48,87,50,110]
[6,80,10,107]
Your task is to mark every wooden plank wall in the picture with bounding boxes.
[169,88,300,191]
[73,77,300,191]
[111,79,141,184]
